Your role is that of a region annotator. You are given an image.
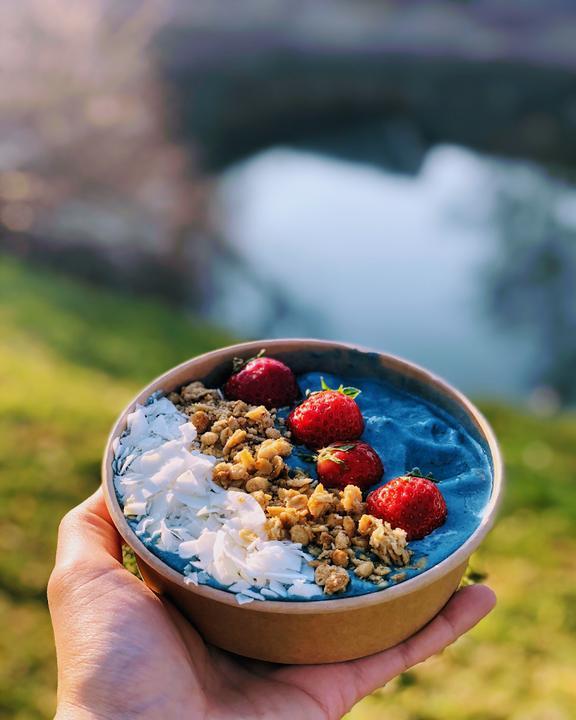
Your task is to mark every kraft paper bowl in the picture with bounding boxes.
[102,339,503,664]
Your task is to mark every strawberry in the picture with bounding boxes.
[287,379,364,448]
[316,441,383,490]
[224,354,298,409]
[366,472,447,540]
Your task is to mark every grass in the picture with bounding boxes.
[1,257,575,719]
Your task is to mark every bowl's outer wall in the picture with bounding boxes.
[137,554,468,664]
[103,339,503,664]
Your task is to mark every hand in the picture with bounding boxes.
[48,490,495,720]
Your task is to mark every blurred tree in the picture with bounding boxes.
[0,0,210,303]
[488,167,576,404]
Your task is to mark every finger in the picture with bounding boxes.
[345,584,496,696]
[55,487,123,569]
[280,584,495,713]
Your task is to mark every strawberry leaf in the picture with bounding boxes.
[296,450,318,463]
[319,376,361,400]
[340,386,361,399]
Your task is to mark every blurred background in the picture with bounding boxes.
[1,1,575,718]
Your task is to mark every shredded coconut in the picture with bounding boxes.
[114,397,321,602]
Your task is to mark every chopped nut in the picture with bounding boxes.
[191,410,211,434]
[212,418,228,434]
[255,457,273,476]
[358,514,380,536]
[326,513,343,528]
[245,476,270,493]
[257,438,292,460]
[229,463,249,482]
[231,400,248,416]
[213,462,232,486]
[290,524,313,545]
[227,417,240,432]
[286,493,308,511]
[374,565,391,576]
[351,536,369,550]
[341,485,364,514]
[251,490,271,509]
[334,531,350,550]
[265,427,281,439]
[391,572,407,583]
[201,431,218,447]
[234,447,256,471]
[308,483,335,518]
[314,563,332,586]
[270,455,284,479]
[286,476,313,489]
[323,566,350,595]
[265,517,286,541]
[223,429,247,454]
[245,405,270,423]
[354,560,375,578]
[181,381,214,401]
[278,509,300,527]
[342,516,356,537]
[331,549,349,567]
[369,522,410,565]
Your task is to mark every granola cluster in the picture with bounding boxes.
[169,380,412,595]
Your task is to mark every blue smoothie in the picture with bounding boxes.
[122,370,493,601]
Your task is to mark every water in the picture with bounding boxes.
[212,145,538,400]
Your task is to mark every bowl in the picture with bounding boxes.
[102,339,503,664]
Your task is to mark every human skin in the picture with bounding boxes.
[48,489,496,720]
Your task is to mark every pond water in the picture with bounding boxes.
[211,145,542,401]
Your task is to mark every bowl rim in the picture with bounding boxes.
[102,338,504,615]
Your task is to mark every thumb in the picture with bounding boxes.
[54,488,123,571]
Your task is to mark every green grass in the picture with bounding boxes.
[1,257,575,719]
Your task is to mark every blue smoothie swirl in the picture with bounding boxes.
[123,369,492,601]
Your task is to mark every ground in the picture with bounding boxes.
[0,258,574,720]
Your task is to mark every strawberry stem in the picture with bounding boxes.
[407,467,438,483]
[232,348,266,373]
[317,445,355,467]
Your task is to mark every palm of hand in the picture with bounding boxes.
[49,492,495,720]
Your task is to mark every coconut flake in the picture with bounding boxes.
[288,582,323,599]
[235,594,255,605]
